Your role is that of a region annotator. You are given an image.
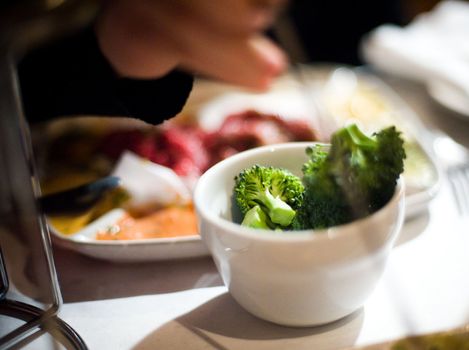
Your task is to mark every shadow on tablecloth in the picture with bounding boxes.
[54,250,223,303]
[133,292,364,350]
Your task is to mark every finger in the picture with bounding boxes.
[141,1,288,88]
[180,35,287,90]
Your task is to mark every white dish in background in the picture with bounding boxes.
[308,66,441,219]
[427,79,469,117]
[47,65,440,262]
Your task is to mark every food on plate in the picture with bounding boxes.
[98,125,210,181]
[233,124,406,230]
[48,186,197,240]
[46,152,196,240]
[402,140,438,192]
[46,186,130,235]
[43,110,317,182]
[234,165,304,229]
[96,110,317,181]
[48,210,94,236]
[43,109,317,240]
[96,204,197,240]
[204,110,317,165]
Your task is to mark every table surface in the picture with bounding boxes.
[22,75,469,349]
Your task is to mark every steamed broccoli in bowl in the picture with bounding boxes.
[233,124,406,231]
[234,165,304,229]
[294,124,406,229]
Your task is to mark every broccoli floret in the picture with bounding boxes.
[241,205,271,229]
[234,165,304,228]
[329,124,405,213]
[293,144,352,229]
[294,124,405,229]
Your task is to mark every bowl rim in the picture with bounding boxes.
[194,142,405,242]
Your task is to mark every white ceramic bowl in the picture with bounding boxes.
[194,142,405,327]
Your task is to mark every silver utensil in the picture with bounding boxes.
[39,176,121,215]
[431,131,469,215]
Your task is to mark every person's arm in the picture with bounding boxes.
[19,0,287,124]
[95,0,287,89]
[18,27,193,124]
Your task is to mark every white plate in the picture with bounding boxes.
[51,232,208,263]
[49,209,208,262]
[48,65,440,262]
[49,209,208,263]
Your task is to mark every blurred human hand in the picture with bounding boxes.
[96,0,288,90]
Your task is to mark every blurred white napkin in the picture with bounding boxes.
[361,0,469,114]
[112,151,191,208]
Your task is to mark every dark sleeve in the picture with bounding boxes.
[17,27,194,125]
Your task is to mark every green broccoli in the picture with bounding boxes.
[292,144,352,230]
[234,165,304,228]
[241,205,271,229]
[294,124,405,230]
